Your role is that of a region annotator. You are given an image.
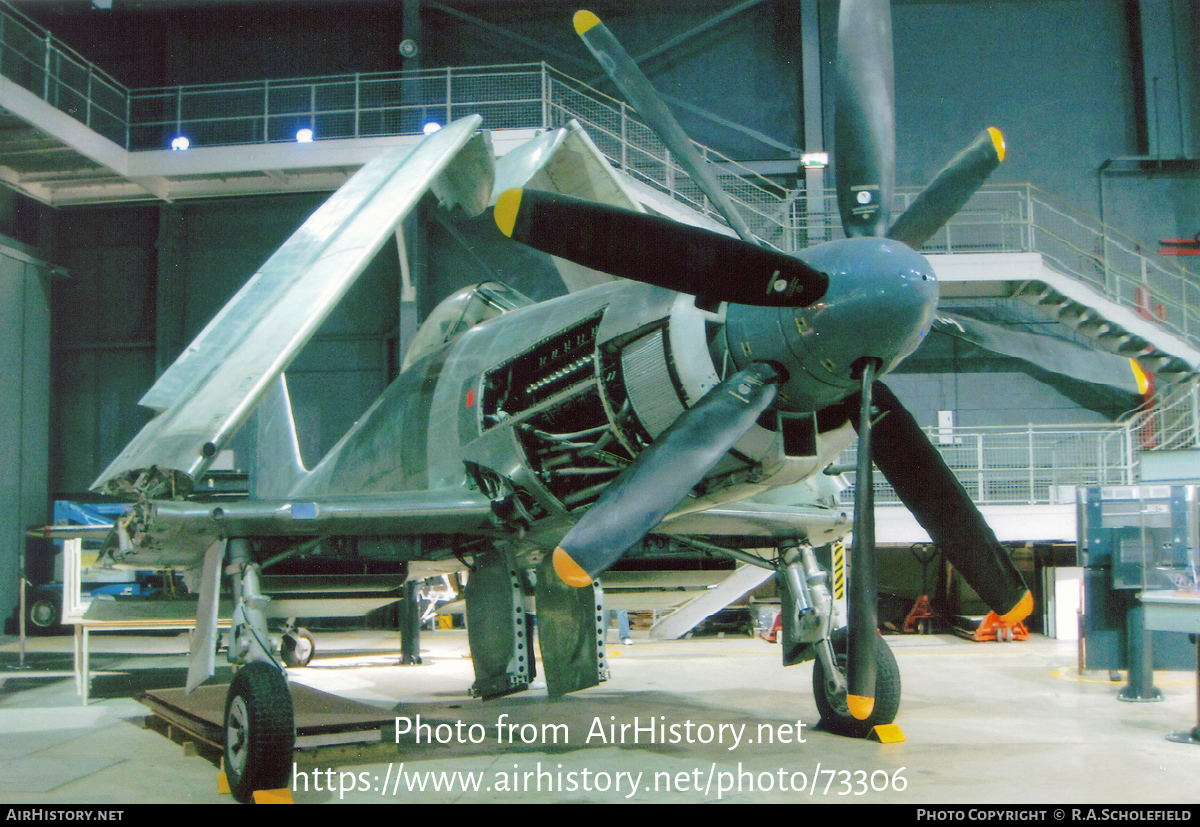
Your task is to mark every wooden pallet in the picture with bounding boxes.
[140,682,398,758]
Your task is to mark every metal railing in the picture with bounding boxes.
[543,68,794,242]
[1119,377,1200,452]
[0,1,1194,354]
[838,423,1137,507]
[0,2,129,146]
[123,66,1199,354]
[1021,188,1200,347]
[127,63,551,150]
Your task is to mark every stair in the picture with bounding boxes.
[0,0,1193,385]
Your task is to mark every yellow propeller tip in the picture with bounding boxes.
[553,547,594,587]
[574,10,602,35]
[494,188,523,237]
[847,694,875,720]
[1130,359,1152,396]
[987,126,1006,162]
[999,590,1033,625]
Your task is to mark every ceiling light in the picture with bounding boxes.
[800,152,828,169]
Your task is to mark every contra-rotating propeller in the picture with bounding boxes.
[496,3,1031,722]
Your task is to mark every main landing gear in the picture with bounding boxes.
[221,539,297,803]
[224,662,295,802]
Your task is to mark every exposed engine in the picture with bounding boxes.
[472,288,821,515]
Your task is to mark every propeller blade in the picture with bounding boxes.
[846,362,878,720]
[495,188,828,307]
[573,9,758,245]
[933,311,1146,402]
[552,363,779,587]
[856,382,1032,621]
[834,0,896,238]
[887,129,1006,249]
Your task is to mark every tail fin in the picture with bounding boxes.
[252,373,308,499]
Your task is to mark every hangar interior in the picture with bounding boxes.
[0,0,1198,805]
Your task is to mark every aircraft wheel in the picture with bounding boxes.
[223,662,295,803]
[281,628,315,667]
[25,588,62,636]
[812,629,901,738]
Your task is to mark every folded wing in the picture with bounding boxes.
[95,116,492,499]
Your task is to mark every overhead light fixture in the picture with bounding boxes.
[296,128,314,143]
[171,136,190,151]
[800,152,828,169]
[423,121,442,135]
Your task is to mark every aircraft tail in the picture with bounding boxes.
[252,373,308,499]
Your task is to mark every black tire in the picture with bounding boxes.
[812,629,901,738]
[25,588,62,636]
[223,662,295,803]
[281,628,315,668]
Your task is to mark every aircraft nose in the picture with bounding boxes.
[793,237,938,381]
[722,237,938,413]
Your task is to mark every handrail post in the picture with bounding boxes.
[1028,426,1035,504]
[1193,382,1200,449]
[42,33,50,103]
[1183,271,1191,340]
[354,72,360,139]
[976,434,985,504]
[620,100,627,170]
[1125,420,1136,485]
[1026,185,1037,253]
[445,66,452,127]
[1102,222,1112,296]
[540,62,549,129]
[1099,430,1107,486]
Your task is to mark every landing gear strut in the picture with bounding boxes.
[777,542,901,738]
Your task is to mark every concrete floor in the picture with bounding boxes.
[0,628,1196,804]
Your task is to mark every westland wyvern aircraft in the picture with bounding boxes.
[68,0,1034,802]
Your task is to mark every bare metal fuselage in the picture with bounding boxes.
[120,278,854,571]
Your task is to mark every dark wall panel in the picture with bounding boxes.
[50,194,400,492]
[51,207,158,493]
[891,0,1137,216]
[0,251,51,626]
